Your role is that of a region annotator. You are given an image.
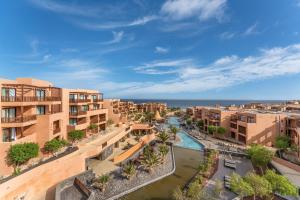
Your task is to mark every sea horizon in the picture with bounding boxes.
[122,99,287,109]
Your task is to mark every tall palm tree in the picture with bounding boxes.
[158,131,169,144]
[122,162,136,180]
[92,174,110,192]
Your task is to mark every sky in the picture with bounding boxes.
[1,0,300,100]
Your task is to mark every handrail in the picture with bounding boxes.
[1,115,37,123]
[1,96,61,102]
[69,99,91,103]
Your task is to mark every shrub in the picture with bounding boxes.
[107,119,114,126]
[68,130,84,143]
[217,127,226,135]
[247,144,273,173]
[8,142,39,167]
[88,124,98,130]
[207,125,217,135]
[264,170,298,196]
[44,138,67,155]
[187,181,201,198]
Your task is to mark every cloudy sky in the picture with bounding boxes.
[1,0,300,99]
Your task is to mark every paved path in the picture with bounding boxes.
[205,153,254,200]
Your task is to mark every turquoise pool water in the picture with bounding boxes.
[167,117,204,151]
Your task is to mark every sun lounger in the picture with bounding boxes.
[225,159,236,164]
[224,162,236,169]
[224,175,231,181]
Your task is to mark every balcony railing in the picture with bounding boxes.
[69,99,91,103]
[53,128,61,134]
[93,98,103,102]
[69,111,87,116]
[1,96,61,102]
[1,115,37,123]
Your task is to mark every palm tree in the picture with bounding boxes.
[157,131,169,144]
[141,152,160,173]
[159,144,169,162]
[170,126,179,140]
[122,162,136,180]
[92,174,110,192]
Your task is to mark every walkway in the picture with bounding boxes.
[205,153,254,200]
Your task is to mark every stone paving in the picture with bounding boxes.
[205,153,254,200]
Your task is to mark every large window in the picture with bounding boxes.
[70,106,78,113]
[36,89,45,99]
[79,94,85,100]
[69,94,77,100]
[1,108,16,118]
[1,88,16,97]
[2,128,16,142]
[37,106,46,115]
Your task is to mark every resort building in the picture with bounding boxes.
[67,89,107,136]
[229,111,286,146]
[136,102,167,114]
[286,114,300,155]
[0,78,66,175]
[0,78,108,175]
[103,99,128,124]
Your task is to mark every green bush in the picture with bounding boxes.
[68,130,84,143]
[247,144,273,172]
[88,124,98,130]
[44,138,67,155]
[8,142,39,167]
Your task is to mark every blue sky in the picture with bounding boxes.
[1,0,300,99]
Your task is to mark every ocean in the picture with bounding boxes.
[122,99,285,109]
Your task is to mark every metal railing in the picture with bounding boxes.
[69,99,91,103]
[1,115,37,123]
[69,111,87,116]
[1,96,61,102]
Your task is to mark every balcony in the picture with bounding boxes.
[93,98,103,102]
[69,111,87,116]
[69,99,91,103]
[1,115,37,123]
[1,96,61,102]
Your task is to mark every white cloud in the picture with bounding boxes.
[219,31,235,40]
[111,43,300,96]
[29,0,106,17]
[101,31,124,45]
[74,15,158,30]
[243,22,259,36]
[155,46,169,54]
[161,0,227,21]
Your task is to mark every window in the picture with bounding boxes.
[69,119,77,125]
[37,106,45,115]
[36,89,45,99]
[1,108,16,118]
[92,95,97,100]
[82,105,89,111]
[70,106,77,113]
[69,94,77,100]
[2,128,16,142]
[79,94,85,99]
[1,88,16,97]
[93,104,99,110]
[238,125,246,134]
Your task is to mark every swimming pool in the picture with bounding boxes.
[167,117,204,151]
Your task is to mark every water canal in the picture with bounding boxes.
[122,117,204,200]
